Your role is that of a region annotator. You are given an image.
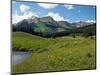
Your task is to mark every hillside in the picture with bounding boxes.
[76,23,96,36]
[12,32,96,73]
[12,32,50,51]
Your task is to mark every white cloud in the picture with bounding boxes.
[47,12,65,21]
[65,19,69,22]
[12,11,38,24]
[20,5,30,13]
[12,4,39,24]
[64,5,74,10]
[37,3,58,9]
[86,20,95,23]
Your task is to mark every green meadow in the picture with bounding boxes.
[12,32,96,73]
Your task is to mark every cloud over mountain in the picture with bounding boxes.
[47,12,65,21]
[86,20,95,23]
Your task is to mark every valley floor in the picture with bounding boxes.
[12,32,96,74]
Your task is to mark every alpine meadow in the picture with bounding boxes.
[12,1,96,74]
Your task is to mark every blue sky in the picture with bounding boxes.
[12,1,96,24]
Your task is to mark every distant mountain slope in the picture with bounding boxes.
[71,21,95,28]
[13,16,69,33]
[40,16,58,26]
[12,16,96,37]
[57,21,72,29]
[75,23,96,36]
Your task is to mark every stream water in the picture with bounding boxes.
[12,51,30,65]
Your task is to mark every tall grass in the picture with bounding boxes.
[12,32,96,73]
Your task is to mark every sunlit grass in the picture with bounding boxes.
[12,32,96,73]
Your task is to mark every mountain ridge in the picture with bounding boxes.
[12,16,96,38]
[13,16,95,28]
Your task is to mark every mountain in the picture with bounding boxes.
[71,21,95,28]
[12,16,96,38]
[13,16,69,33]
[39,16,58,26]
[57,21,72,29]
[27,16,39,24]
[76,23,96,36]
[39,16,72,29]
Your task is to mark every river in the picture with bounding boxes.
[12,51,30,65]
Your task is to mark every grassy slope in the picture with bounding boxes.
[34,21,51,32]
[12,32,50,51]
[34,21,67,32]
[12,32,96,73]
